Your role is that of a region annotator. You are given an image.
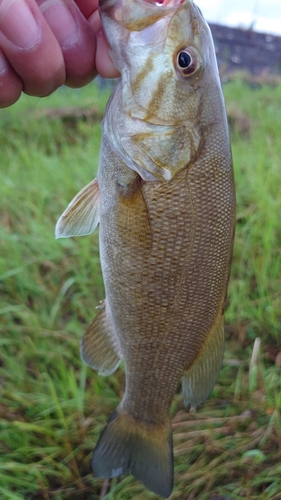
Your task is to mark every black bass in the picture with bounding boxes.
[56,0,235,497]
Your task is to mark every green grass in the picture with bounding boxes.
[224,80,281,347]
[0,79,281,500]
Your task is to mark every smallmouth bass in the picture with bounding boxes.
[56,0,236,497]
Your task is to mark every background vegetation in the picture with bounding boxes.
[0,78,281,500]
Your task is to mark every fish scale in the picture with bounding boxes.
[55,0,235,497]
[100,155,228,409]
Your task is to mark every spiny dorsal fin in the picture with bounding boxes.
[182,315,225,408]
[55,178,100,239]
[81,301,122,376]
[92,408,173,498]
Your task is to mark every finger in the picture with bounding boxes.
[0,49,23,107]
[88,9,120,79]
[73,0,98,19]
[96,30,120,78]
[0,0,65,97]
[38,0,97,88]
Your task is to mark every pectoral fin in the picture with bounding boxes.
[182,315,225,408]
[81,301,122,375]
[55,179,100,238]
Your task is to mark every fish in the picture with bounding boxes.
[55,0,236,497]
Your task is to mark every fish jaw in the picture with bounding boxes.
[99,0,185,33]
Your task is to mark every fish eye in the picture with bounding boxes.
[178,51,191,68]
[176,48,198,77]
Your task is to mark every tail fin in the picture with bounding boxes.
[92,409,173,498]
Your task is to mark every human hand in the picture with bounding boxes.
[0,0,119,107]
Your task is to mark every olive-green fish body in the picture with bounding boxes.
[56,1,235,497]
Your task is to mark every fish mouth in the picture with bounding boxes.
[142,0,184,5]
[100,0,187,31]
[99,0,185,9]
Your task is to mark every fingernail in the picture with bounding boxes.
[39,0,78,48]
[0,50,8,74]
[0,0,39,49]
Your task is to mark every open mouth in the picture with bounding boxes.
[146,0,185,6]
[100,0,186,31]
[100,0,185,12]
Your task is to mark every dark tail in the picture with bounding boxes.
[92,408,174,498]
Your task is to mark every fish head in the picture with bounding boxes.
[100,0,219,125]
[100,0,227,181]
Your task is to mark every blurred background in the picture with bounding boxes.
[198,0,281,35]
[0,3,281,500]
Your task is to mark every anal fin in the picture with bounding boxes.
[81,301,122,375]
[182,315,225,407]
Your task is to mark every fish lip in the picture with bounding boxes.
[100,0,186,8]
[100,0,189,30]
[135,0,186,6]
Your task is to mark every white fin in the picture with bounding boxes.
[182,315,225,408]
[55,179,100,239]
[80,301,122,376]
